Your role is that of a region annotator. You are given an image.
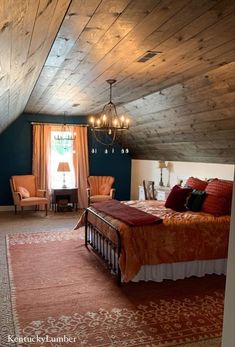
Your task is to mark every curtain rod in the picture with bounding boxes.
[30,122,89,127]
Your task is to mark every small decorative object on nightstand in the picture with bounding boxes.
[158,160,167,186]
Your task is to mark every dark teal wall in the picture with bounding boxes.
[0,113,131,206]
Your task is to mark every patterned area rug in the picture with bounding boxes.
[6,230,225,347]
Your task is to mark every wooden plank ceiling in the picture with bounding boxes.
[0,0,235,163]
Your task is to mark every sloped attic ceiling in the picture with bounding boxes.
[0,0,235,163]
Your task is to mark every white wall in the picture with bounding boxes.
[131,159,234,199]
[222,171,235,347]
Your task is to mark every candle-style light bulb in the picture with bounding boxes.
[120,116,124,127]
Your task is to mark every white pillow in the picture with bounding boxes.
[18,186,30,198]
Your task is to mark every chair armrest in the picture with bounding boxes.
[37,189,47,198]
[13,191,23,203]
[86,187,91,205]
[110,188,115,199]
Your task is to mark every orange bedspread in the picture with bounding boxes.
[86,200,230,282]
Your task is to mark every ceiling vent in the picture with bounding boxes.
[137,51,161,63]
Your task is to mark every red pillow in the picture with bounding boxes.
[202,194,229,216]
[202,179,233,215]
[205,179,233,196]
[185,177,208,191]
[165,185,192,212]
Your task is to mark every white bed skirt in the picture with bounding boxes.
[131,259,227,282]
[87,231,227,282]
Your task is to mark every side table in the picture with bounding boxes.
[155,187,171,201]
[138,185,171,201]
[51,188,78,212]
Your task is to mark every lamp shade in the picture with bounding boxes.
[158,160,167,169]
[57,162,70,172]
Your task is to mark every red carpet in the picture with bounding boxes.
[7,230,225,347]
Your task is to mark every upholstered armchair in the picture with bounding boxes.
[87,176,115,205]
[10,175,48,215]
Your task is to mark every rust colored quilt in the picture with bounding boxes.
[86,200,230,282]
[91,199,163,225]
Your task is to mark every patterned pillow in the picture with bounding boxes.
[18,186,30,198]
[202,194,228,216]
[202,179,233,215]
[205,179,233,196]
[185,177,208,191]
[165,185,192,212]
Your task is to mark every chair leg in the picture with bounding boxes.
[21,207,24,217]
[14,205,17,214]
[45,204,48,216]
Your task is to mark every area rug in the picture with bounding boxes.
[6,230,225,347]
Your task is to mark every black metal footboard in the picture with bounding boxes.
[84,208,122,286]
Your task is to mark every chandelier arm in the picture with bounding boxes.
[93,129,116,147]
[110,101,118,118]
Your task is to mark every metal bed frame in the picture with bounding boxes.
[84,208,122,286]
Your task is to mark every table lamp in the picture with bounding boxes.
[57,162,70,188]
[158,160,167,187]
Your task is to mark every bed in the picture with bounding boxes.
[82,199,230,285]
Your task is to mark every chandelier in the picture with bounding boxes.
[54,112,76,150]
[89,79,129,149]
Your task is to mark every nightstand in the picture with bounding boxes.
[155,187,171,201]
[138,185,171,201]
[51,188,78,212]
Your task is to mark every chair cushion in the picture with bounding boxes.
[90,195,113,203]
[18,186,30,198]
[19,197,48,206]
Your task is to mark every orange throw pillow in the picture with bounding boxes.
[185,177,208,191]
[202,194,228,216]
[202,179,233,216]
[18,186,30,198]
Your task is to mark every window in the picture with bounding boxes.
[50,130,75,189]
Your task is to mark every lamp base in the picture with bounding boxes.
[62,173,67,189]
[159,169,164,187]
